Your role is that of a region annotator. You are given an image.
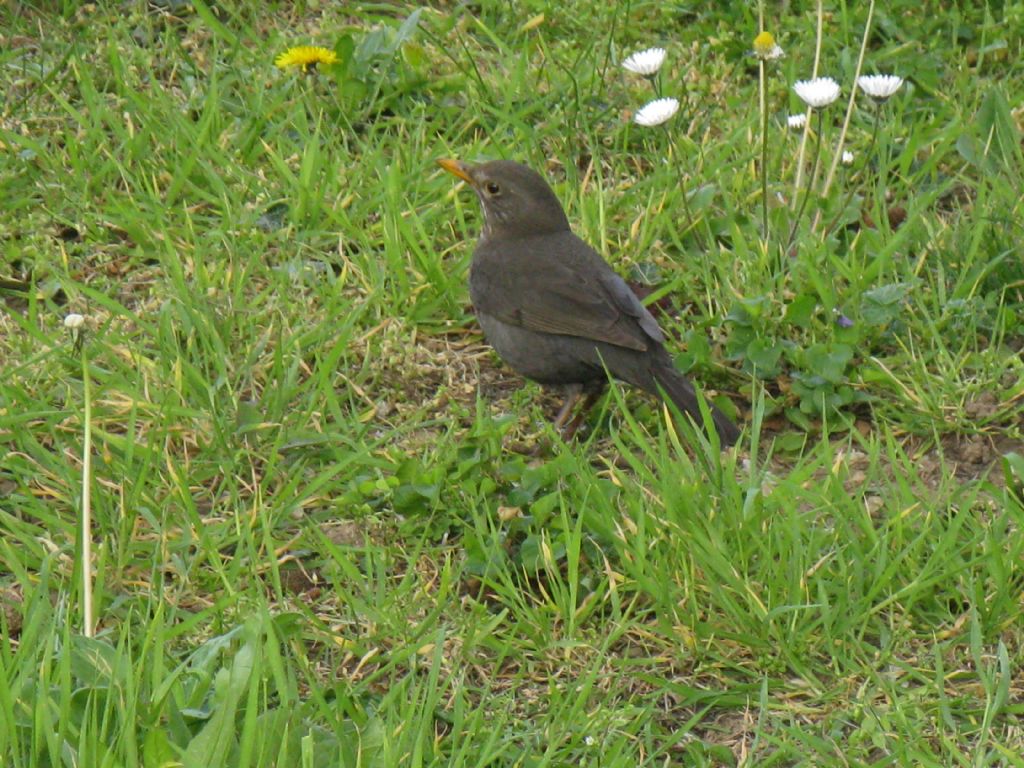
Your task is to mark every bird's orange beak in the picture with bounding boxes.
[437,158,473,184]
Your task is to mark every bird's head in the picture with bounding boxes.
[438,159,570,241]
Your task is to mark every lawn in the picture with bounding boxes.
[1,1,1023,765]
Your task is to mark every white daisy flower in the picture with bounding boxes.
[622,47,667,76]
[787,113,807,130]
[841,150,855,165]
[793,77,841,109]
[634,97,679,127]
[856,74,904,101]
[64,313,85,330]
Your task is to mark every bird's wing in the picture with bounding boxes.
[470,232,665,352]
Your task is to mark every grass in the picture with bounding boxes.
[1,1,1023,765]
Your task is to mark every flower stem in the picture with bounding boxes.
[759,59,769,240]
[791,0,825,205]
[648,72,661,98]
[80,338,94,638]
[667,129,703,250]
[786,110,824,253]
[757,0,770,242]
[822,107,881,239]
[819,0,876,202]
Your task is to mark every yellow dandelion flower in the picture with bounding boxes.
[752,31,784,61]
[275,46,339,73]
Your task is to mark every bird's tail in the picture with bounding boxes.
[651,365,741,447]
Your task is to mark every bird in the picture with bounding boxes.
[438,158,741,447]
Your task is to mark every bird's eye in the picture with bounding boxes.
[484,181,501,195]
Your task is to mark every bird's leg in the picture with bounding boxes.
[551,384,583,433]
[560,390,604,440]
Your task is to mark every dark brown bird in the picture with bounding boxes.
[439,158,740,446]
